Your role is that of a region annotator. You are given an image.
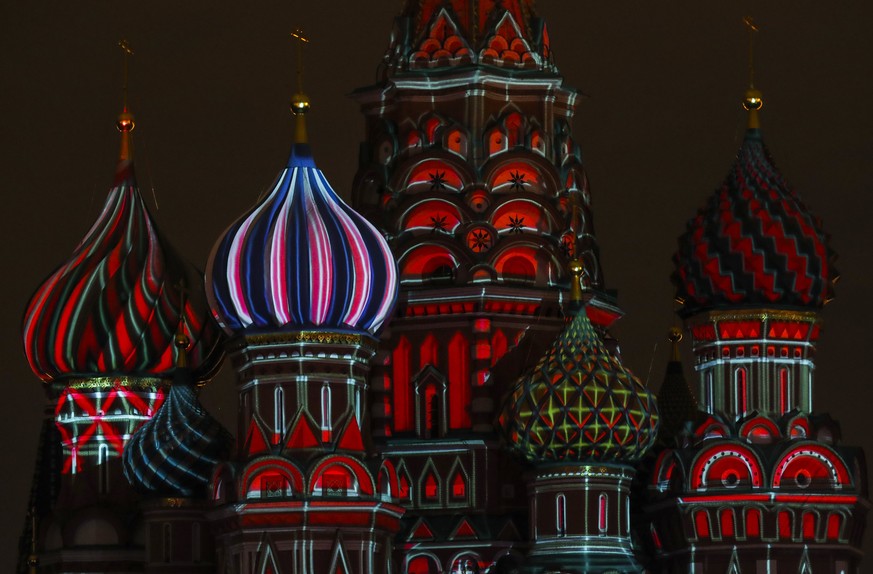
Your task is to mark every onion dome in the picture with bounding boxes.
[673,90,836,317]
[123,336,232,496]
[22,104,224,384]
[207,88,398,336]
[501,302,659,463]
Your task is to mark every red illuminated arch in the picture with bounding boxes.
[240,457,305,500]
[739,416,781,444]
[310,455,375,497]
[772,444,851,489]
[690,443,764,490]
[407,554,441,574]
[378,459,399,501]
[399,244,460,284]
[400,199,464,234]
[403,159,467,194]
[489,163,545,194]
[490,199,550,235]
[492,246,536,278]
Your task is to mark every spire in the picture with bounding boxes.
[116,39,135,161]
[656,327,699,446]
[741,17,763,129]
[290,29,310,144]
[174,280,190,369]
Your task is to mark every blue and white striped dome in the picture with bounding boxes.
[207,144,398,335]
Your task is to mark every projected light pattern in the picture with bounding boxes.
[123,377,232,496]
[22,160,224,383]
[674,129,836,315]
[208,144,398,335]
[502,309,659,463]
[55,379,165,474]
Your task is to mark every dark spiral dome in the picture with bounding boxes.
[673,128,836,317]
[123,368,232,497]
[22,161,225,383]
[501,307,659,464]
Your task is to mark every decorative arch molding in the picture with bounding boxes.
[738,416,781,444]
[240,456,305,500]
[398,197,467,236]
[690,442,765,490]
[772,443,852,490]
[397,241,468,285]
[210,462,237,504]
[446,456,472,505]
[488,195,561,236]
[378,459,400,501]
[406,553,442,574]
[418,457,443,507]
[447,551,484,574]
[481,151,562,196]
[309,455,376,497]
[392,155,475,196]
[413,365,448,438]
[651,449,685,492]
[489,239,563,286]
[396,459,414,503]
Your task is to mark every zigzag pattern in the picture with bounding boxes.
[674,129,835,315]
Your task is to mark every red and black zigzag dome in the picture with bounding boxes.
[673,128,836,317]
[22,160,225,383]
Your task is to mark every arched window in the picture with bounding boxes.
[556,494,566,537]
[451,473,466,499]
[424,473,438,500]
[705,371,714,413]
[393,337,412,432]
[162,522,172,562]
[98,443,110,495]
[321,383,332,442]
[780,368,791,412]
[745,508,761,538]
[734,368,747,416]
[598,493,608,533]
[695,510,710,539]
[720,508,735,538]
[274,386,285,443]
[448,332,470,429]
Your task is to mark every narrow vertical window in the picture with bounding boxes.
[274,387,285,443]
[192,523,201,562]
[556,494,566,537]
[734,368,747,416]
[705,371,714,413]
[393,337,412,431]
[780,368,790,412]
[321,383,332,442]
[98,443,109,494]
[598,493,608,533]
[162,522,172,562]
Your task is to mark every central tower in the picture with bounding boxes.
[352,2,622,570]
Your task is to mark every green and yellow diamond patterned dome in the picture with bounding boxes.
[501,308,659,463]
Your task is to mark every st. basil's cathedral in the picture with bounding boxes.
[16,2,868,573]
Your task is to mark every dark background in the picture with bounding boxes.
[2,1,871,567]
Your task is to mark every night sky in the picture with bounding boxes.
[2,1,872,566]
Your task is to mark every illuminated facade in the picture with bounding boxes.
[18,2,867,574]
[643,93,868,573]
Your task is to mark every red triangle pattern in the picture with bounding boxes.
[337,416,365,452]
[245,419,269,456]
[286,416,319,450]
[453,518,477,539]
[410,520,434,540]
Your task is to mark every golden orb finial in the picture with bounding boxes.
[116,40,136,160]
[742,17,763,130]
[568,258,584,303]
[290,29,310,144]
[668,326,683,361]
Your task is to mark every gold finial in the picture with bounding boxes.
[668,327,683,362]
[741,17,763,129]
[174,280,190,368]
[568,258,584,303]
[290,29,311,144]
[116,40,136,161]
